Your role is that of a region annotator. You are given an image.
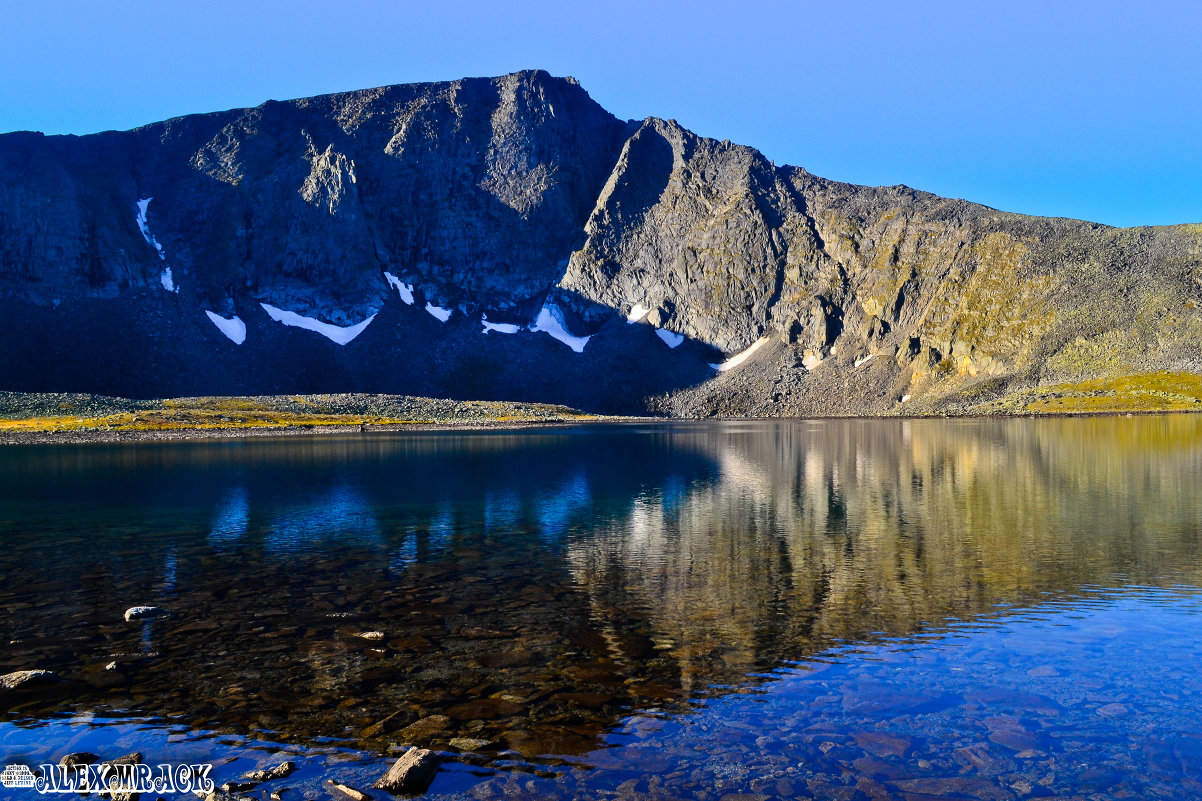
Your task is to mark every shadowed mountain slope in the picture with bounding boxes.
[2,70,1199,415]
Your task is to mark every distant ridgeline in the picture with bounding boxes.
[1,70,1200,415]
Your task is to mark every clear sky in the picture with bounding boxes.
[2,0,1199,228]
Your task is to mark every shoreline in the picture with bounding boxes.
[0,419,641,446]
[3,407,1200,446]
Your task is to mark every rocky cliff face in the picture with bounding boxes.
[2,70,1199,414]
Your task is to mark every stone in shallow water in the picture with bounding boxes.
[221,781,256,794]
[394,714,450,743]
[362,709,414,738]
[123,606,170,621]
[1026,665,1059,677]
[983,716,1039,752]
[477,648,534,668]
[551,691,614,709]
[374,747,440,794]
[57,752,98,768]
[446,697,525,720]
[953,743,1015,775]
[0,669,60,691]
[888,776,1015,801]
[242,760,295,782]
[449,737,493,751]
[98,754,144,801]
[328,781,371,801]
[851,729,911,757]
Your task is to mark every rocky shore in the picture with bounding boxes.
[0,391,621,444]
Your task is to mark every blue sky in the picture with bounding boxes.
[2,0,1199,227]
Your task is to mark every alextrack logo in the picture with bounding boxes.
[1,762,214,794]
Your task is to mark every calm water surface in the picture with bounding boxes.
[1,417,1201,799]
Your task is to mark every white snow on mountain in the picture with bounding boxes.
[655,328,684,348]
[383,272,415,304]
[530,304,589,353]
[425,303,452,322]
[205,310,247,344]
[136,198,165,259]
[259,303,376,345]
[710,336,769,372]
[481,314,521,334]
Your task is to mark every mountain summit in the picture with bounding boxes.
[1,70,1199,415]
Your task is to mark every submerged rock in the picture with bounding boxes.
[448,737,493,752]
[373,747,440,794]
[242,761,295,782]
[327,780,370,800]
[394,714,450,744]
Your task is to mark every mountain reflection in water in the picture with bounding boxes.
[0,416,1200,797]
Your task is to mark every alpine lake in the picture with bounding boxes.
[1,416,1200,800]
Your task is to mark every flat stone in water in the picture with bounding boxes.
[448,737,493,751]
[123,606,170,621]
[851,729,911,757]
[445,698,525,720]
[888,776,1015,800]
[0,669,60,691]
[394,714,450,744]
[362,710,413,738]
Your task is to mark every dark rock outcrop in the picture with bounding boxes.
[2,70,1199,415]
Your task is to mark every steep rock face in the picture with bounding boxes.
[0,70,629,320]
[1,70,1200,415]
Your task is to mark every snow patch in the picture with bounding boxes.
[710,336,769,372]
[259,303,376,345]
[854,353,873,367]
[901,394,912,403]
[626,303,650,323]
[425,303,452,322]
[135,198,165,259]
[655,328,684,348]
[481,314,521,334]
[205,310,247,345]
[531,304,590,353]
[160,266,178,293]
[383,272,415,304]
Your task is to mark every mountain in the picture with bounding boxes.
[1,69,1199,415]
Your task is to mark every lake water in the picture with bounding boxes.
[1,416,1201,800]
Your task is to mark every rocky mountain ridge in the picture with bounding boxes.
[2,69,1199,415]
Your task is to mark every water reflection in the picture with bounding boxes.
[0,417,1200,789]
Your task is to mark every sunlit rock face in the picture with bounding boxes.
[2,70,1201,412]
